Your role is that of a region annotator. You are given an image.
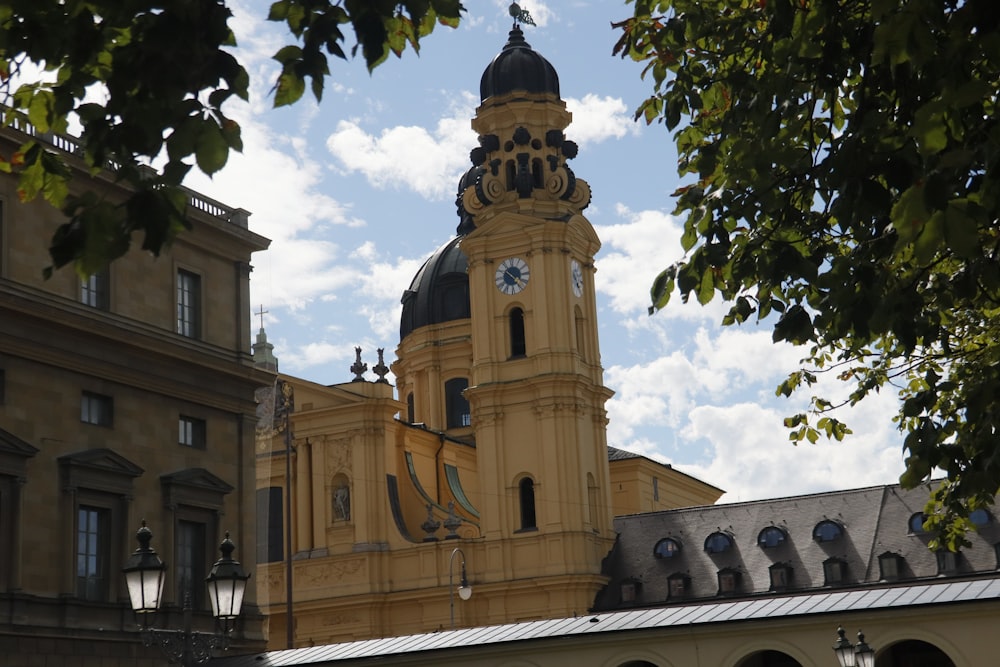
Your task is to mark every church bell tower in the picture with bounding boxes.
[459,23,616,593]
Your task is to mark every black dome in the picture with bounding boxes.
[399,237,470,340]
[479,26,559,101]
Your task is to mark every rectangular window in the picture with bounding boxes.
[178,416,207,449]
[80,391,113,426]
[256,487,284,563]
[176,520,207,609]
[652,476,659,502]
[176,269,202,338]
[668,575,688,599]
[80,270,110,310]
[76,505,109,600]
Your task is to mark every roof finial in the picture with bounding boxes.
[509,3,536,28]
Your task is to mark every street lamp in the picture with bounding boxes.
[122,522,251,666]
[449,547,472,628]
[833,626,876,667]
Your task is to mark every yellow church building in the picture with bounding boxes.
[253,23,722,648]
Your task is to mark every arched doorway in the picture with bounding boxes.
[736,651,803,667]
[875,640,955,667]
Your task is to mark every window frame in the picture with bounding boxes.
[178,415,207,449]
[80,269,110,310]
[717,567,742,595]
[76,504,111,601]
[176,268,203,338]
[822,557,848,586]
[175,515,210,609]
[768,562,793,591]
[80,391,113,427]
[444,377,471,429]
[667,572,690,600]
[878,551,905,581]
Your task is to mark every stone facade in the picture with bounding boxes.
[0,123,271,663]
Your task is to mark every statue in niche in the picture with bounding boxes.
[333,483,351,521]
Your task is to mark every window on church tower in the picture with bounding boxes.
[445,378,471,428]
[406,393,415,423]
[509,307,526,358]
[519,477,537,531]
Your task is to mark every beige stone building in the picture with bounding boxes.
[0,122,270,663]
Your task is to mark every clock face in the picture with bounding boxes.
[495,257,530,295]
[571,259,584,297]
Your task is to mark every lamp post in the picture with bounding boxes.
[448,547,472,628]
[832,626,876,667]
[122,522,251,667]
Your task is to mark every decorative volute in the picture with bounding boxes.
[461,26,591,225]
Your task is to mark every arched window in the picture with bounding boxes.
[509,307,526,358]
[970,508,991,526]
[574,305,585,357]
[908,512,927,534]
[519,477,537,530]
[813,519,843,542]
[757,526,787,548]
[704,531,734,554]
[445,378,470,428]
[654,537,682,559]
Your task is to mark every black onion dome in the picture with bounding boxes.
[479,26,559,101]
[400,237,470,340]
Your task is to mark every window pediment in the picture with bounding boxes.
[59,448,143,494]
[161,467,233,511]
[0,427,39,478]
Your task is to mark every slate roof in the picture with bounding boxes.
[212,579,1000,667]
[593,482,1000,611]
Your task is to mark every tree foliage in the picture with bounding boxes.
[0,0,463,276]
[613,0,1000,546]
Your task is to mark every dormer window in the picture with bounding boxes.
[654,537,682,559]
[823,557,848,586]
[717,567,742,595]
[768,562,793,591]
[878,551,905,581]
[620,579,641,604]
[704,531,734,554]
[757,526,787,549]
[936,550,960,575]
[813,519,843,543]
[908,512,928,534]
[970,508,991,527]
[667,573,690,600]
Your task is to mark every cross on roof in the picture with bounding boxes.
[256,304,268,330]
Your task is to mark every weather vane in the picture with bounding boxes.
[509,3,536,27]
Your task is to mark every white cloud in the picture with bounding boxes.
[565,94,639,146]
[325,93,478,201]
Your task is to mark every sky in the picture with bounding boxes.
[182,0,907,503]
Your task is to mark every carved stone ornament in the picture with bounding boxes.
[373,348,390,384]
[350,346,368,382]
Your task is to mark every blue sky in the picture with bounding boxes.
[183,0,906,502]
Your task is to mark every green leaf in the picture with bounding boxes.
[195,122,229,175]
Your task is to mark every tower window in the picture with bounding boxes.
[509,307,526,358]
[519,477,537,531]
[406,392,415,423]
[444,378,471,428]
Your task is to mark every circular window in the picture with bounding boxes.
[654,537,682,558]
